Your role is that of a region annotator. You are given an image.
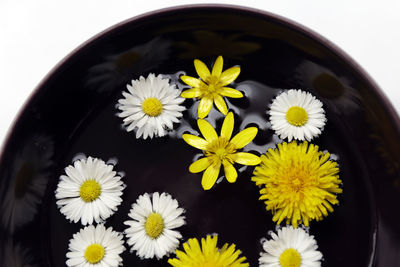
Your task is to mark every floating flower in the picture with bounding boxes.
[55,156,124,225]
[269,89,326,141]
[181,56,243,118]
[183,112,260,190]
[124,192,186,259]
[0,134,54,233]
[252,141,342,227]
[296,60,360,114]
[117,73,186,139]
[259,226,323,267]
[168,235,249,267]
[66,224,125,266]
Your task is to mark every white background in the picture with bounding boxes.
[1,0,400,146]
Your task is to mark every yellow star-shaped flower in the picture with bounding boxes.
[182,112,260,190]
[181,56,243,119]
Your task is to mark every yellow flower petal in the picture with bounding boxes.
[181,75,202,88]
[198,97,213,119]
[214,95,228,115]
[230,127,258,149]
[182,134,209,150]
[223,160,238,183]
[194,59,211,81]
[221,87,244,98]
[211,56,223,77]
[220,66,240,86]
[181,88,202,98]
[221,112,234,140]
[233,152,261,165]
[251,141,342,227]
[198,119,218,142]
[189,157,211,173]
[202,163,221,190]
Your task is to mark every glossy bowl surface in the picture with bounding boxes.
[0,5,399,266]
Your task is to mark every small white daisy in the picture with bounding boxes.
[55,156,125,225]
[66,224,125,267]
[259,226,323,267]
[269,89,326,141]
[124,192,186,259]
[117,73,186,139]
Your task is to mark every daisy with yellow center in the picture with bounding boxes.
[183,112,260,190]
[66,224,125,266]
[124,192,186,259]
[181,56,243,118]
[269,89,326,141]
[252,141,342,227]
[259,226,323,267]
[168,235,249,267]
[117,73,186,139]
[55,157,125,225]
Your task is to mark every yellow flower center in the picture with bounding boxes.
[203,76,223,96]
[286,106,308,126]
[202,262,219,267]
[279,248,301,267]
[145,213,164,239]
[79,180,101,202]
[312,73,345,99]
[142,97,163,117]
[205,137,236,163]
[84,243,105,264]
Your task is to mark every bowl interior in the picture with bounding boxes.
[1,5,400,266]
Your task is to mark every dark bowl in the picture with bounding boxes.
[1,4,399,266]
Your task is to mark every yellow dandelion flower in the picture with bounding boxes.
[252,141,342,227]
[183,112,260,190]
[168,235,249,267]
[181,56,243,118]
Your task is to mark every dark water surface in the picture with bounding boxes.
[1,6,399,266]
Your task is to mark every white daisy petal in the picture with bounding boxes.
[117,73,186,139]
[124,192,186,260]
[66,224,125,267]
[55,157,125,225]
[269,89,326,141]
[259,226,323,267]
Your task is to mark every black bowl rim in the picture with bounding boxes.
[1,3,399,166]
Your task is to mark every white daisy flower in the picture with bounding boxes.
[55,156,125,225]
[124,192,186,259]
[117,73,186,139]
[259,226,323,267]
[66,224,125,266]
[0,134,54,233]
[269,89,326,141]
[296,60,360,114]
